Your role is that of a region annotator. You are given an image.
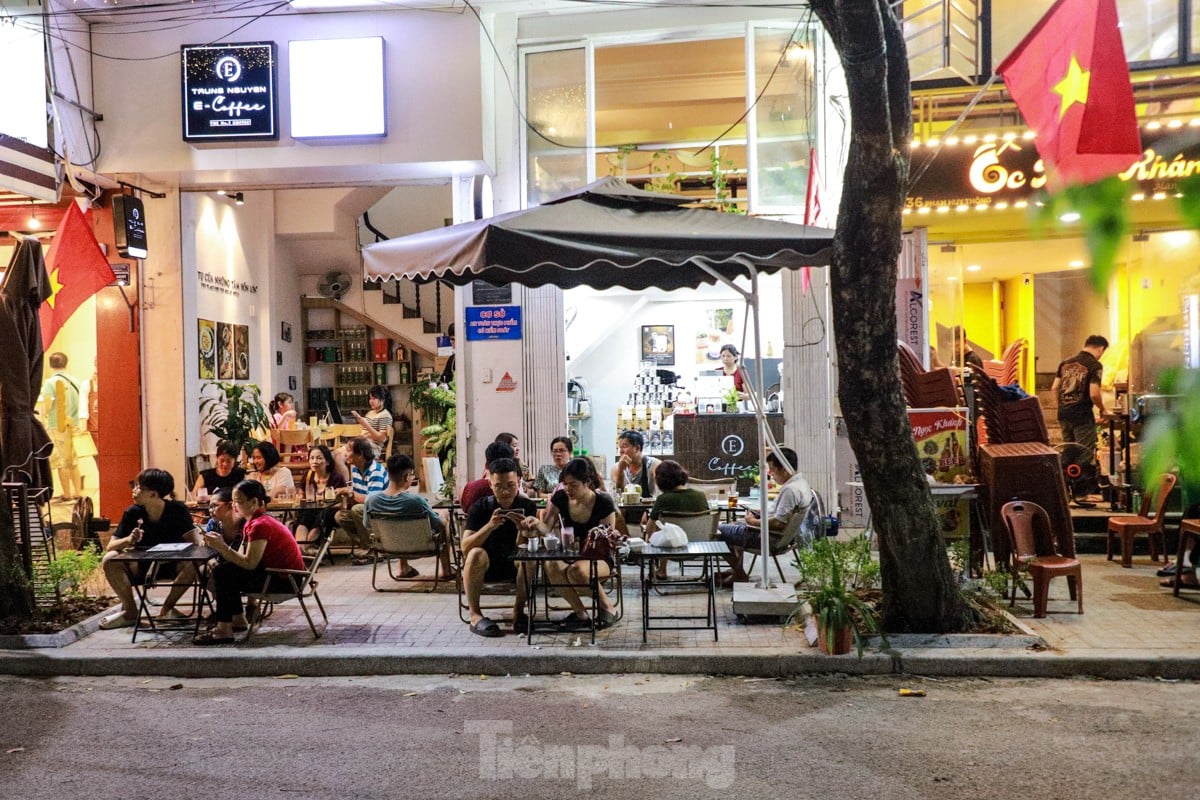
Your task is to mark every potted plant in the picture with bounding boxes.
[410,378,457,500]
[722,386,740,413]
[199,381,270,461]
[807,559,884,656]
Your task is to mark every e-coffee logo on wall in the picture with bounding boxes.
[181,42,278,142]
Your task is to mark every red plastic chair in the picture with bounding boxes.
[1000,500,1082,618]
[1106,473,1177,568]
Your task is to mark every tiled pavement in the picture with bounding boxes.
[52,548,1199,668]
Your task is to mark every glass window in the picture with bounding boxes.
[524,48,589,206]
[993,0,1178,66]
[752,26,818,212]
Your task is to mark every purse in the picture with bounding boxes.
[580,524,625,562]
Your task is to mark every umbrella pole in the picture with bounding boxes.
[692,259,776,590]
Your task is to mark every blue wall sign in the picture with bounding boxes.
[465,305,522,341]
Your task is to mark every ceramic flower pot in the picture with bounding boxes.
[817,621,854,655]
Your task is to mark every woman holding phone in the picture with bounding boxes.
[536,457,619,630]
[195,479,305,645]
[352,385,393,460]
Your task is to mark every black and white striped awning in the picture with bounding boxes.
[0,133,60,203]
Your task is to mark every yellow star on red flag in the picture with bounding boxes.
[45,267,64,310]
[1053,55,1090,120]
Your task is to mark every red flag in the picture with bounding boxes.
[801,147,827,295]
[39,201,116,344]
[996,0,1142,187]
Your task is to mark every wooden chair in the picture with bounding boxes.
[241,538,331,642]
[1001,500,1082,618]
[369,516,449,592]
[1106,473,1177,568]
[1170,518,1200,597]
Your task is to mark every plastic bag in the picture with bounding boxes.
[648,523,688,549]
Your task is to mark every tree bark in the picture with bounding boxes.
[812,0,968,631]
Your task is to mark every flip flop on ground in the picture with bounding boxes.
[1161,570,1199,589]
[192,632,237,646]
[470,617,504,637]
[99,614,136,630]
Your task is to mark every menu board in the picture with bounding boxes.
[672,413,784,482]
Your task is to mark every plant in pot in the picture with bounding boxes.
[410,378,457,500]
[199,381,270,462]
[722,386,740,413]
[807,559,884,656]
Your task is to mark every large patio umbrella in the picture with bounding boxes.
[363,177,835,588]
[0,236,53,490]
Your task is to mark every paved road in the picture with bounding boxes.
[1,673,1193,798]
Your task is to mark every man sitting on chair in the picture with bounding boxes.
[333,437,388,564]
[461,458,539,637]
[364,454,452,579]
[715,447,812,586]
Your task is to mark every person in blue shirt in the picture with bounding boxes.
[364,454,451,579]
[333,437,388,562]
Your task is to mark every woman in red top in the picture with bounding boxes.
[196,479,305,645]
[719,344,747,400]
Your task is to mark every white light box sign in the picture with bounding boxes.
[289,37,386,138]
[0,17,48,147]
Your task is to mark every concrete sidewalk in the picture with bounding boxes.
[1,553,1198,680]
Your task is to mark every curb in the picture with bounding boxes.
[2,645,1198,680]
[0,606,115,650]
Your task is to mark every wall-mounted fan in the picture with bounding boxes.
[317,270,353,301]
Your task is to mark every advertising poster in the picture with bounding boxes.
[234,324,250,379]
[217,322,235,380]
[909,408,970,538]
[198,319,216,379]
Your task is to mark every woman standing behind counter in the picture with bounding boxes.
[719,344,748,401]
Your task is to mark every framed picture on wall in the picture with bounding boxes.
[640,324,675,365]
[234,324,250,380]
[217,322,235,380]
[281,321,292,343]
[198,319,216,380]
[288,376,297,391]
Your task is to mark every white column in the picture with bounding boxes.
[781,268,835,505]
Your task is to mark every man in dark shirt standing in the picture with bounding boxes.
[1052,335,1109,464]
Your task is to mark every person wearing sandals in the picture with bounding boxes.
[333,437,389,564]
[364,454,452,579]
[535,457,620,631]
[462,458,539,637]
[247,441,295,500]
[293,444,346,555]
[196,479,305,645]
[99,468,205,630]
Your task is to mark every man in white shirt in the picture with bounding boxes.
[716,446,812,585]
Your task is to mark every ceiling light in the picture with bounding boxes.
[1146,121,1162,130]
[225,191,245,205]
[1022,131,1036,140]
[27,201,40,230]
[1068,260,1085,268]
[1060,211,1081,223]
[964,135,978,144]
[966,264,982,272]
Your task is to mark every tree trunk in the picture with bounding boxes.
[0,490,35,621]
[812,0,968,631]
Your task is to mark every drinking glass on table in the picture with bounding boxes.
[561,526,575,553]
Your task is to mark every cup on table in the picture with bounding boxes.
[197,488,209,503]
[545,535,560,552]
[527,536,542,552]
[561,527,575,552]
[728,491,739,509]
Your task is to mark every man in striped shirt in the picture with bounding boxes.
[333,437,388,562]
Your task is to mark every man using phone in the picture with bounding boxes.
[461,457,539,637]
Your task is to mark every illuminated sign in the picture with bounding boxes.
[181,42,278,142]
[907,128,1193,210]
[289,37,386,138]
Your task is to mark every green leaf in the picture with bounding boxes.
[1176,174,1200,230]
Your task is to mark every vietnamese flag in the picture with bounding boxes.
[996,0,1142,187]
[39,201,117,344]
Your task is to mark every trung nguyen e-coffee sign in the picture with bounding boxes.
[181,42,279,142]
